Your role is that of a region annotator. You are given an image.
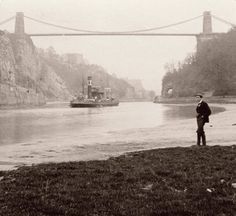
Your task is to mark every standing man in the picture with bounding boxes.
[195,94,211,146]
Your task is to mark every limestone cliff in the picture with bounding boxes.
[0,31,71,106]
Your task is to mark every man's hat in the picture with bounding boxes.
[195,93,203,98]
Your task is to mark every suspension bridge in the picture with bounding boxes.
[0,11,235,45]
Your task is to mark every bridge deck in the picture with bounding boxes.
[28,33,222,37]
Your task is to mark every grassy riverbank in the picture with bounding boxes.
[0,145,236,216]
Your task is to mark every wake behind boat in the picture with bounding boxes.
[70,76,119,108]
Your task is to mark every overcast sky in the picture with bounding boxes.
[0,0,235,93]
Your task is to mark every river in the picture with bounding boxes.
[0,102,225,169]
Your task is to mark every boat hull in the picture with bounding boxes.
[70,101,119,108]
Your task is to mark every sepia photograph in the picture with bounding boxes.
[0,0,236,215]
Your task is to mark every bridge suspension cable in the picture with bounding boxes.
[116,15,203,33]
[0,16,15,26]
[212,15,236,27]
[24,14,203,34]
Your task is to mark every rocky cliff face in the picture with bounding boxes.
[0,31,71,106]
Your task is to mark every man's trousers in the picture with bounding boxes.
[196,117,206,146]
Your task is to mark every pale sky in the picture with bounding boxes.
[0,0,235,93]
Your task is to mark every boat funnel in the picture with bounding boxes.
[87,76,92,99]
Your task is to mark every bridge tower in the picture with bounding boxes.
[197,11,216,51]
[203,11,212,34]
[15,12,25,35]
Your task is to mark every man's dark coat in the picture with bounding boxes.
[196,101,211,123]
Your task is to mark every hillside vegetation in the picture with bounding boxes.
[162,28,236,97]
